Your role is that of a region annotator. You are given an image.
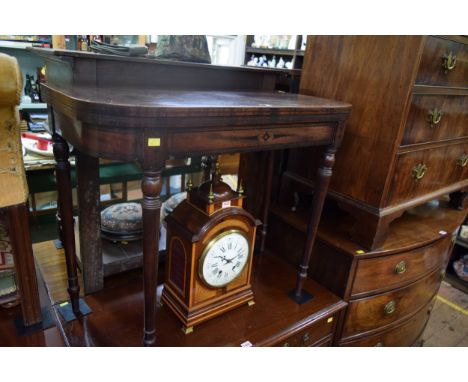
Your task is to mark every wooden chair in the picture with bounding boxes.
[0,52,41,326]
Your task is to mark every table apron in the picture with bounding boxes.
[167,124,335,155]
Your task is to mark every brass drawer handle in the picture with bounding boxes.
[395,260,407,275]
[412,163,427,181]
[283,342,290,347]
[384,300,396,315]
[442,51,457,73]
[427,108,443,128]
[458,154,468,168]
[375,342,384,347]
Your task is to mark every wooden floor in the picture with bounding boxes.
[421,281,468,346]
[1,239,467,346]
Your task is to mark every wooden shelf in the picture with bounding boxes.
[246,47,296,56]
[455,238,468,250]
[0,41,50,50]
[444,272,468,294]
[19,103,47,110]
[0,41,34,49]
[0,292,20,306]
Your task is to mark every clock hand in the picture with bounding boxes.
[225,253,242,263]
[214,255,228,262]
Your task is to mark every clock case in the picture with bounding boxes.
[162,176,260,331]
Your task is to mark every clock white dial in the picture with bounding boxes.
[200,230,250,288]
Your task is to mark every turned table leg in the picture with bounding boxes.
[53,133,80,315]
[293,147,335,302]
[141,167,162,346]
[259,150,275,253]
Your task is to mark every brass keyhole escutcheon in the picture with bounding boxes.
[412,163,427,181]
[458,154,468,168]
[302,332,310,344]
[384,300,396,315]
[442,51,457,73]
[395,261,407,275]
[427,108,443,128]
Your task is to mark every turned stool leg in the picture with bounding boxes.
[141,168,162,346]
[53,133,80,315]
[293,147,335,301]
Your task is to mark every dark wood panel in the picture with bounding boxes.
[388,142,468,206]
[340,298,434,346]
[32,47,290,92]
[300,35,424,208]
[342,269,442,338]
[402,94,468,145]
[351,235,450,297]
[416,36,468,88]
[76,152,103,293]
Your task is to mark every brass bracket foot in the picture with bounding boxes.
[182,326,194,335]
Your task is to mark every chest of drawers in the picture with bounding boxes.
[297,35,468,249]
[267,199,467,346]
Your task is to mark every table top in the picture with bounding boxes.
[42,84,351,118]
[38,49,351,161]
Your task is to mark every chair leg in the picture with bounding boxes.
[7,203,42,326]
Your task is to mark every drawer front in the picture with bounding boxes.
[388,142,468,206]
[416,36,468,88]
[340,298,435,347]
[342,269,442,338]
[169,124,334,155]
[275,314,337,347]
[402,95,468,146]
[352,235,450,297]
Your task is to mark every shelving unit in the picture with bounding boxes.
[445,221,468,294]
[243,35,306,70]
[243,35,305,94]
[0,40,46,96]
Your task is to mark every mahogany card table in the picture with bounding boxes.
[31,49,351,345]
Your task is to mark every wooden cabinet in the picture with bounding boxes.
[297,35,468,249]
[267,199,466,346]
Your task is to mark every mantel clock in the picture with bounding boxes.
[162,169,260,333]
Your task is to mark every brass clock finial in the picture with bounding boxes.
[186,176,193,191]
[208,181,214,204]
[237,178,244,195]
[214,161,223,183]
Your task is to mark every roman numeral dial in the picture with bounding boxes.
[200,230,250,288]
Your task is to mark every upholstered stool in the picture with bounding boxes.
[101,202,143,242]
